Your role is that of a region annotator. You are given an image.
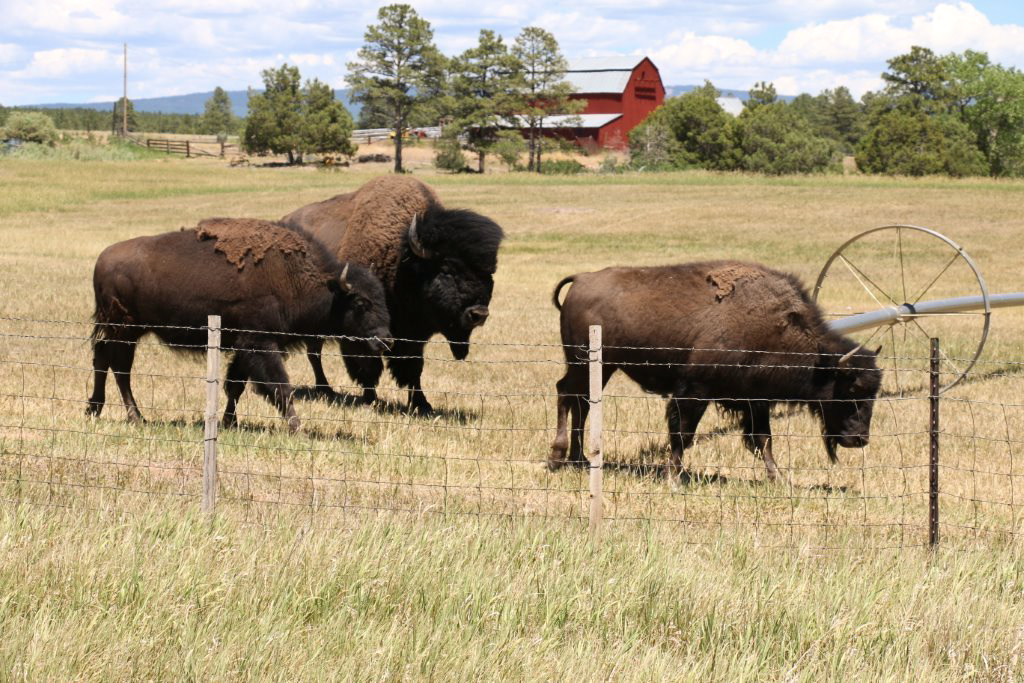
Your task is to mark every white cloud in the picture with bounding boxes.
[17,48,119,79]
[649,2,1024,97]
[0,44,25,66]
[778,2,1024,65]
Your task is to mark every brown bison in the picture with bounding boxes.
[280,175,504,415]
[549,261,882,481]
[86,218,391,432]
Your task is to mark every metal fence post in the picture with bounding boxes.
[203,315,221,517]
[929,337,940,547]
[588,325,604,538]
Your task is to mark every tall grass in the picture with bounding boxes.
[2,158,1024,678]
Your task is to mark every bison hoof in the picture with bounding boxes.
[409,401,433,417]
[287,416,302,433]
[85,403,103,417]
[358,388,377,405]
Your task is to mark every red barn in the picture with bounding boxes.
[539,56,666,150]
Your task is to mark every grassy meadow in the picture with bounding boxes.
[2,154,1024,679]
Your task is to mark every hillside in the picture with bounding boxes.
[25,85,788,120]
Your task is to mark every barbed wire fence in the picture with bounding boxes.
[1,313,1022,550]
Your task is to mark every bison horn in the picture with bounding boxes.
[407,215,432,259]
[338,263,351,292]
[837,343,865,366]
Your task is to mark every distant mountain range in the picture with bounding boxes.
[25,85,784,121]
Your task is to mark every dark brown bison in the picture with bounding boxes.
[549,261,882,481]
[86,218,391,432]
[280,175,504,415]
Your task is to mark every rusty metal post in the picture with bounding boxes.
[929,337,940,547]
[203,315,221,517]
[588,325,603,539]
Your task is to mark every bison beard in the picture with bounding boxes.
[281,176,503,415]
[548,261,882,481]
[85,219,391,432]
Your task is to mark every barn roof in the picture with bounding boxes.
[565,56,650,94]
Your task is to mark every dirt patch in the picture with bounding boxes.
[195,218,308,270]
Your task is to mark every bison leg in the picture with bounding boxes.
[341,339,383,405]
[734,400,783,482]
[246,345,300,433]
[386,339,431,416]
[108,339,142,423]
[549,365,609,470]
[222,353,251,430]
[305,337,334,397]
[666,396,708,481]
[85,337,112,417]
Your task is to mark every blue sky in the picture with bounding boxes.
[1,0,1022,106]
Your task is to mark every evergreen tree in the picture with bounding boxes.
[856,99,987,176]
[111,97,138,135]
[301,79,357,158]
[735,98,837,174]
[201,87,236,136]
[346,4,446,172]
[243,64,303,163]
[510,26,581,172]
[450,29,523,173]
[630,81,737,170]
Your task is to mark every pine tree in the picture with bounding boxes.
[510,27,581,172]
[346,4,445,172]
[202,87,236,136]
[449,29,523,173]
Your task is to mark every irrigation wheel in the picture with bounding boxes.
[812,225,990,395]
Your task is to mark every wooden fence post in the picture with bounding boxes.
[929,337,940,547]
[588,325,604,538]
[203,315,220,517]
[185,140,191,158]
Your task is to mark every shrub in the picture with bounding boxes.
[539,159,586,175]
[492,131,526,170]
[433,130,469,172]
[3,111,59,146]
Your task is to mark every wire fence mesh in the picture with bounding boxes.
[2,314,1023,550]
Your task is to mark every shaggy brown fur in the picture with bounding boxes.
[280,175,504,415]
[195,217,310,271]
[86,219,391,432]
[550,260,882,481]
[283,176,438,286]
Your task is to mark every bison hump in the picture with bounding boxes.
[195,217,309,270]
[706,262,767,302]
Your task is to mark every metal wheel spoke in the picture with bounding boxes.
[886,324,903,396]
[911,251,962,305]
[838,255,900,308]
[909,318,966,382]
[897,227,908,304]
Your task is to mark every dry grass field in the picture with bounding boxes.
[2,156,1024,679]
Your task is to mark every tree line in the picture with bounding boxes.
[629,46,1024,177]
[4,6,1023,178]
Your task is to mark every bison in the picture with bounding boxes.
[280,175,504,415]
[86,217,391,432]
[549,260,882,481]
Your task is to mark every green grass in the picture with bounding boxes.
[3,504,1024,681]
[3,156,1024,679]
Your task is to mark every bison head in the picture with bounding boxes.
[811,342,883,462]
[403,207,504,360]
[328,263,392,355]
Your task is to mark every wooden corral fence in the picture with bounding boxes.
[143,138,240,158]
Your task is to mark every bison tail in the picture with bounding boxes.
[552,275,576,311]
